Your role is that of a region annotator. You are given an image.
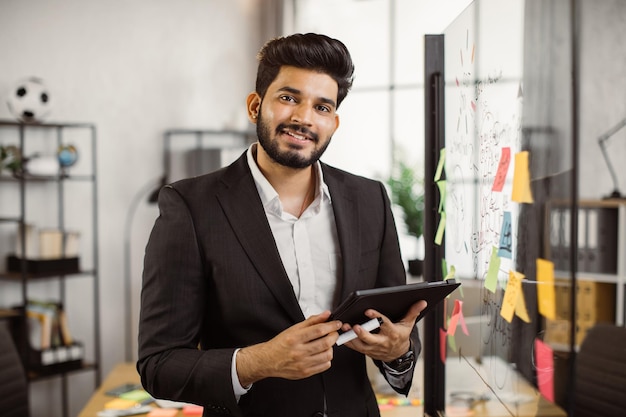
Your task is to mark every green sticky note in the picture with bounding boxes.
[434,148,446,181]
[437,180,447,213]
[485,246,500,293]
[434,212,446,245]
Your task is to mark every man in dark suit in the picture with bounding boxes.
[138,33,427,417]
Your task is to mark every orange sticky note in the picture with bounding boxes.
[537,258,556,320]
[492,147,511,192]
[535,338,555,402]
[511,151,534,203]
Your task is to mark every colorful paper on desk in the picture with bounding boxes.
[492,147,511,192]
[147,409,178,417]
[485,246,500,293]
[104,398,138,410]
[536,258,556,320]
[534,338,555,402]
[119,389,151,402]
[511,151,534,203]
[182,405,204,415]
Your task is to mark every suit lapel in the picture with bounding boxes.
[216,155,304,323]
[322,165,362,304]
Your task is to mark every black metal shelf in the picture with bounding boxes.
[0,120,100,417]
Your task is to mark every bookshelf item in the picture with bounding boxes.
[0,120,100,417]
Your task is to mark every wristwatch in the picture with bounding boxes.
[384,342,415,374]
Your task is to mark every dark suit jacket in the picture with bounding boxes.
[137,152,420,417]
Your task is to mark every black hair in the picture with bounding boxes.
[255,33,355,108]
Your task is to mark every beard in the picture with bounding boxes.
[256,107,332,169]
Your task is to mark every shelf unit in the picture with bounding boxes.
[0,119,100,417]
[544,199,626,351]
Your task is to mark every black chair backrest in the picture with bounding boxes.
[0,321,29,417]
[573,323,626,417]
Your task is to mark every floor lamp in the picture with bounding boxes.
[598,116,626,200]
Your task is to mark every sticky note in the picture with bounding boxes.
[497,211,513,259]
[492,147,511,192]
[447,299,468,336]
[148,409,178,417]
[511,151,534,203]
[485,246,500,293]
[119,389,152,402]
[182,405,204,415]
[105,398,138,409]
[536,258,556,320]
[437,180,446,213]
[501,270,531,323]
[439,328,447,363]
[535,338,555,402]
[435,212,446,245]
[434,148,446,181]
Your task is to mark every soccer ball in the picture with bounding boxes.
[6,77,52,123]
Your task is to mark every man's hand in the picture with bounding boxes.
[342,300,427,362]
[236,311,341,387]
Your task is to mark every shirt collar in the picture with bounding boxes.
[246,143,332,214]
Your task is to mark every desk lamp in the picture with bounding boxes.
[597,116,626,200]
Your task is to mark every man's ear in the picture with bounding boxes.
[246,92,261,123]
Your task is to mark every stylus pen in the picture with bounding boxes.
[336,317,383,346]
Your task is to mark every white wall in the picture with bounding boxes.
[579,0,626,199]
[0,1,261,415]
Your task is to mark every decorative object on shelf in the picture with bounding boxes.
[6,76,52,123]
[23,154,59,176]
[597,116,626,199]
[57,144,78,168]
[0,144,22,174]
[387,158,425,276]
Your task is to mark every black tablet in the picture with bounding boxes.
[329,279,461,325]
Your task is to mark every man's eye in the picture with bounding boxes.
[317,105,331,113]
[280,95,296,102]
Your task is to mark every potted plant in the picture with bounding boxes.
[387,159,425,277]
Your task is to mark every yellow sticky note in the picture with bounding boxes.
[515,281,531,323]
[485,246,500,293]
[536,258,556,320]
[435,212,446,245]
[511,151,534,203]
[501,270,522,322]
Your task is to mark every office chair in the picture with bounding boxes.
[0,321,29,417]
[573,323,626,417]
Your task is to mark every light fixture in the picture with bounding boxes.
[597,116,626,200]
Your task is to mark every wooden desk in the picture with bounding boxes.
[79,360,565,417]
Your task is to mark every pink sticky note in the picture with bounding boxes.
[534,338,555,402]
[447,300,469,336]
[492,147,511,192]
[440,328,447,363]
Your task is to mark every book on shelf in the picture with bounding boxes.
[26,300,74,350]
